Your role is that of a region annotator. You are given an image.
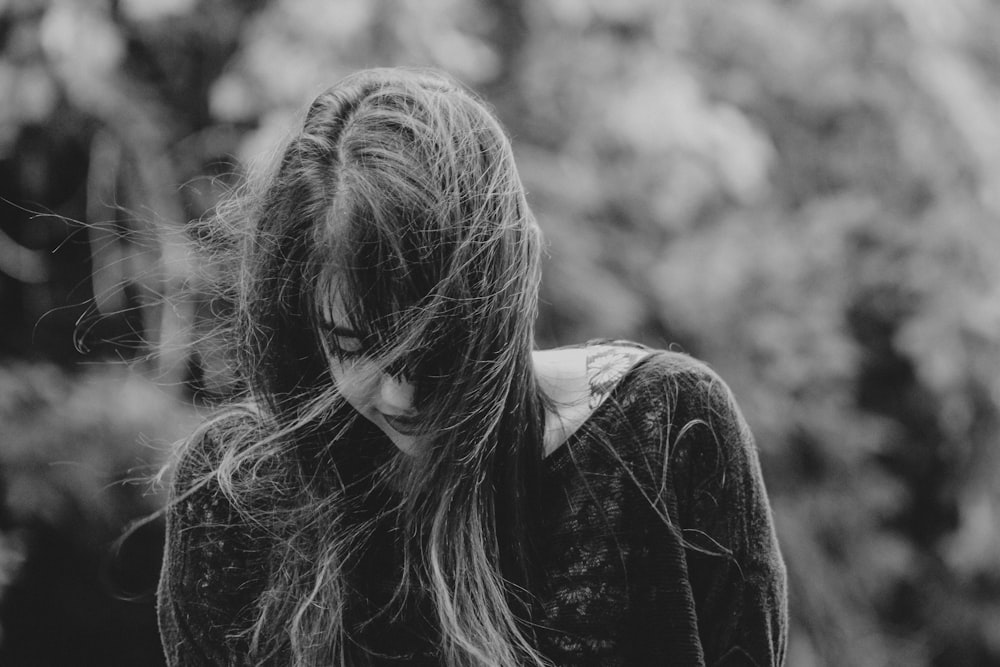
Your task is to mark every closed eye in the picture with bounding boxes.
[332,335,364,355]
[321,323,366,358]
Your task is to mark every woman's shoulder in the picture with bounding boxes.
[557,345,762,525]
[584,343,751,461]
[163,407,271,558]
[169,405,263,494]
[588,341,737,411]
[540,340,742,454]
[543,342,745,462]
[609,347,757,485]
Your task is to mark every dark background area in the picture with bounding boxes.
[2,1,999,665]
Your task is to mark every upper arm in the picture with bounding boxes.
[666,361,788,666]
[158,486,221,666]
[157,431,265,666]
[624,355,786,666]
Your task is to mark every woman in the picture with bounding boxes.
[158,67,787,666]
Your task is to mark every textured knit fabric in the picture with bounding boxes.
[158,349,788,666]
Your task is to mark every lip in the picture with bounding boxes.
[380,412,424,436]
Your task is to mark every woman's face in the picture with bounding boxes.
[321,293,422,455]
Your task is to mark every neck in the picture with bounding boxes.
[531,348,592,456]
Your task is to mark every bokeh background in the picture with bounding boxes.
[2,0,999,665]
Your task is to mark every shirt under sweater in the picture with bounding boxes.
[157,348,788,665]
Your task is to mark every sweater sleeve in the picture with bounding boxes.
[664,359,788,666]
[157,427,265,666]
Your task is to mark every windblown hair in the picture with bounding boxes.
[188,68,549,665]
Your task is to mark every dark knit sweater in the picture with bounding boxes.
[158,350,787,665]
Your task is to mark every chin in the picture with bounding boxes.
[375,415,421,455]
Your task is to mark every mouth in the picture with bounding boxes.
[380,412,424,436]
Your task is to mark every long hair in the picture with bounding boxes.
[189,68,549,666]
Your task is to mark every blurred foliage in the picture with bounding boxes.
[1,0,1000,665]
[0,362,197,665]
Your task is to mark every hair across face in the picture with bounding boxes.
[318,71,543,419]
[223,68,551,665]
[241,67,542,427]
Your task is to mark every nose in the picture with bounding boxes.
[376,375,415,416]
